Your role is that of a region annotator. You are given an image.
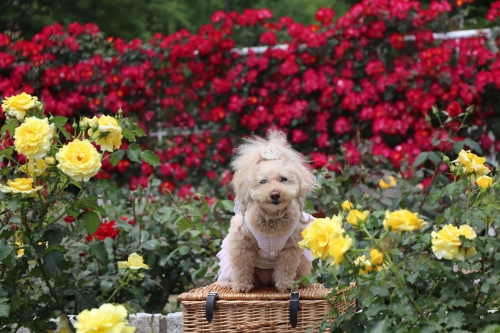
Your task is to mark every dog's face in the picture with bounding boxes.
[248,159,300,211]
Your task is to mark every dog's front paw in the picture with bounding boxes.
[275,280,294,293]
[232,282,254,293]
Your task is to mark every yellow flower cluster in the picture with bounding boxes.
[74,303,136,333]
[346,209,369,227]
[453,150,493,188]
[56,139,102,182]
[1,92,40,120]
[0,178,42,195]
[14,117,54,159]
[299,215,353,267]
[84,115,123,152]
[431,224,477,261]
[353,249,385,275]
[379,175,396,189]
[383,209,427,233]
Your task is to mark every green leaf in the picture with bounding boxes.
[126,143,141,163]
[478,324,500,333]
[82,211,100,235]
[88,241,109,262]
[369,320,388,333]
[0,245,13,261]
[428,152,443,167]
[463,138,482,154]
[44,250,64,276]
[413,152,429,168]
[121,127,136,142]
[220,200,235,212]
[140,150,160,167]
[57,126,71,140]
[178,245,190,255]
[109,150,126,166]
[75,291,99,312]
[74,198,105,215]
[51,116,68,127]
[0,298,10,317]
[177,217,191,233]
[43,228,68,246]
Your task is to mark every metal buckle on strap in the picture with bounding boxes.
[289,291,300,328]
[205,292,219,323]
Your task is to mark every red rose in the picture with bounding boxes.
[446,101,462,117]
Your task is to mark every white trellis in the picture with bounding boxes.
[150,28,497,141]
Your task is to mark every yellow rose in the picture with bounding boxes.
[299,215,344,260]
[346,209,369,226]
[19,159,49,177]
[327,235,353,267]
[383,209,427,233]
[354,254,373,275]
[431,224,477,261]
[476,175,493,189]
[456,150,490,176]
[117,252,149,270]
[87,115,123,152]
[341,200,354,212]
[0,178,42,195]
[370,249,384,266]
[379,175,396,189]
[14,117,54,159]
[74,303,136,333]
[2,92,40,120]
[56,139,102,182]
[17,249,25,258]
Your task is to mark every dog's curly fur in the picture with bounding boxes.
[223,130,318,293]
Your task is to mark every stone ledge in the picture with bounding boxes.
[13,312,183,333]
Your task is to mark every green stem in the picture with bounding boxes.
[107,274,132,302]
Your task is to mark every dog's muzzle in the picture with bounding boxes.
[270,191,281,205]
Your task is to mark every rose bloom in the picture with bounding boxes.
[431,224,477,261]
[0,178,42,195]
[455,149,490,176]
[2,92,40,120]
[346,209,369,226]
[476,175,493,189]
[19,158,50,177]
[354,255,373,275]
[117,252,149,270]
[341,200,353,212]
[85,115,123,152]
[74,303,136,333]
[370,249,384,266]
[383,209,427,233]
[379,175,397,189]
[87,220,119,241]
[14,117,54,159]
[56,139,102,182]
[327,235,353,267]
[299,215,345,260]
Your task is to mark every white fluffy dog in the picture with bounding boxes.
[217,130,318,293]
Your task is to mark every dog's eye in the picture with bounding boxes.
[259,179,267,184]
[279,176,288,182]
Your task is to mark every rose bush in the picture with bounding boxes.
[1,0,500,196]
[298,104,499,332]
[0,93,166,332]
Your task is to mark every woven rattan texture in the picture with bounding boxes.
[179,283,356,333]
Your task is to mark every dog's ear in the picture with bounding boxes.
[294,163,319,200]
[231,169,251,209]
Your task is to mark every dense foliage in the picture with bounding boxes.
[1,0,500,199]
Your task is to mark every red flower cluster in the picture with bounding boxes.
[1,2,500,195]
[86,220,119,241]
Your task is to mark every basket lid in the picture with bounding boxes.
[178,282,352,301]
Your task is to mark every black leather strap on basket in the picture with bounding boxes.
[289,291,300,328]
[205,292,219,323]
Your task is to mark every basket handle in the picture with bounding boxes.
[289,291,300,328]
[205,292,219,323]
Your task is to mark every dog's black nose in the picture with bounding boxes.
[270,191,281,201]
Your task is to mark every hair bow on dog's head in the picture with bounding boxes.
[260,145,282,160]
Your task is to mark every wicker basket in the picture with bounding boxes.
[178,283,355,332]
